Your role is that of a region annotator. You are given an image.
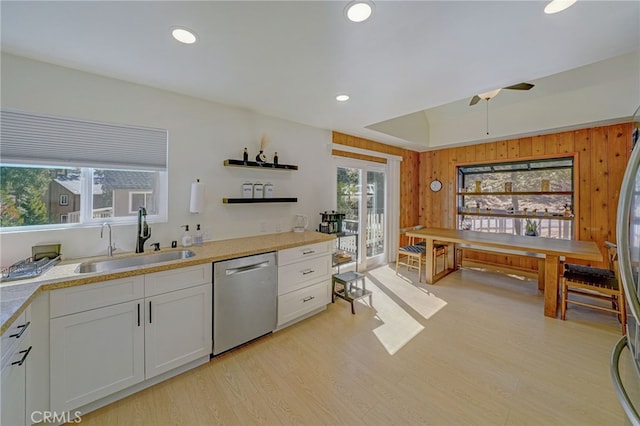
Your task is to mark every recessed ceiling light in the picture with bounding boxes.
[345,1,374,23]
[544,0,577,14]
[336,94,350,102]
[171,27,198,44]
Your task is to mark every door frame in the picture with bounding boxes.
[334,157,388,271]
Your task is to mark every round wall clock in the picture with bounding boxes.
[430,179,442,192]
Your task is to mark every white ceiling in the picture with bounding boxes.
[1,1,639,151]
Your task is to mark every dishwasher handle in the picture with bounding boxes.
[225,260,271,276]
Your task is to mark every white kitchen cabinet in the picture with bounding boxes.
[50,299,145,412]
[277,280,329,326]
[277,242,332,328]
[144,264,212,378]
[144,284,212,378]
[277,241,332,266]
[49,264,212,413]
[1,309,31,426]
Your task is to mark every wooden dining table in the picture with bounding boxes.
[405,227,603,318]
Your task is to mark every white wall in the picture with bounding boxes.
[0,53,334,266]
[425,52,640,148]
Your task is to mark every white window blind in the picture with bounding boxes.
[0,109,168,170]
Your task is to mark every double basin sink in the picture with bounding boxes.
[75,250,196,274]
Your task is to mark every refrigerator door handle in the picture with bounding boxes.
[616,140,640,321]
[610,336,640,426]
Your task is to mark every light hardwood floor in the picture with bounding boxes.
[79,264,629,426]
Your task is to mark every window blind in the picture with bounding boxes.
[0,109,168,170]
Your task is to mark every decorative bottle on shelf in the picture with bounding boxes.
[273,152,279,164]
[243,148,248,163]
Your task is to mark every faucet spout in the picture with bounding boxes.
[136,207,151,253]
[101,223,115,256]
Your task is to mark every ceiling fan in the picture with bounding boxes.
[469,82,535,106]
[469,82,535,135]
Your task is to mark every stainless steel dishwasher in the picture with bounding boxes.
[212,252,277,356]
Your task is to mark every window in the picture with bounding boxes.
[457,157,575,239]
[0,109,168,231]
[129,191,154,214]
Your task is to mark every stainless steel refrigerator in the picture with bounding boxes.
[612,107,640,425]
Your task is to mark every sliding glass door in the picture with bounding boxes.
[337,160,386,270]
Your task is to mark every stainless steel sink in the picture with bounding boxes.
[75,250,196,274]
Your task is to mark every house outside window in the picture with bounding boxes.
[129,192,154,214]
[0,109,168,231]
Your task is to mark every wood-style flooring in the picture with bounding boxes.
[79,264,629,425]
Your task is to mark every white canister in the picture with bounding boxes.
[253,182,264,198]
[242,182,253,198]
[264,183,273,198]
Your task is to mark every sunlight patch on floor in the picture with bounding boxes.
[362,265,448,355]
[369,265,448,321]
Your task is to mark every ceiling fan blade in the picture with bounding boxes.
[469,95,481,106]
[504,82,534,91]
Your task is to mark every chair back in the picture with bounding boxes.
[604,241,618,271]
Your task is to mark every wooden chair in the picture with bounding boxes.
[560,241,626,334]
[432,242,448,275]
[396,233,426,282]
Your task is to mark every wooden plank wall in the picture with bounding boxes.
[420,123,633,270]
[332,132,421,239]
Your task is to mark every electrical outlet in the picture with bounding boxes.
[275,222,282,232]
[260,221,267,233]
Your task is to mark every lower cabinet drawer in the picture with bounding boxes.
[277,281,329,326]
[278,256,331,295]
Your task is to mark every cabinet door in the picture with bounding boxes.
[50,300,144,412]
[1,354,26,426]
[1,311,30,426]
[145,284,212,379]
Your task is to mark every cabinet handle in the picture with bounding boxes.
[137,303,141,327]
[9,322,30,339]
[302,250,315,255]
[302,296,315,302]
[149,301,152,324]
[302,269,315,275]
[11,346,32,367]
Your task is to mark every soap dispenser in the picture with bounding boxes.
[181,225,193,247]
[194,224,203,246]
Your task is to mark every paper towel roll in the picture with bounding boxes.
[189,180,204,213]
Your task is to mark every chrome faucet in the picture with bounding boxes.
[136,206,151,253]
[100,223,115,256]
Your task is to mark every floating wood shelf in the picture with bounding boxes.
[223,197,298,204]
[224,159,298,170]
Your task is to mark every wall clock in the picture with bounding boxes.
[430,179,442,192]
